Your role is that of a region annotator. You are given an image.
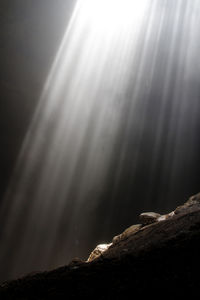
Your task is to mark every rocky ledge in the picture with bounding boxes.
[1,193,200,298]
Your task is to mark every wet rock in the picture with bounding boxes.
[187,192,200,204]
[139,212,161,225]
[68,257,85,269]
[175,192,200,215]
[87,243,112,262]
[2,192,200,298]
[112,224,142,244]
[157,211,175,221]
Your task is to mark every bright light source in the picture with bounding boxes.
[78,0,148,35]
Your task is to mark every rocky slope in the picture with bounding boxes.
[1,193,200,298]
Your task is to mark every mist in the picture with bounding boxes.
[0,0,199,282]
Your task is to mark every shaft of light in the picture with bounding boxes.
[0,0,199,282]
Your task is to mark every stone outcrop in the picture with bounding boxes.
[139,212,161,225]
[112,224,142,244]
[174,192,200,214]
[1,192,200,298]
[87,243,112,262]
[86,192,200,262]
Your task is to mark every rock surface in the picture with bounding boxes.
[139,212,161,225]
[1,192,200,298]
[87,243,112,262]
[112,224,142,244]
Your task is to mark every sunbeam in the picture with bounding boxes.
[77,0,148,33]
[0,0,200,282]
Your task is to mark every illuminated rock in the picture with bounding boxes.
[174,192,200,215]
[87,243,112,262]
[2,192,200,298]
[139,212,161,225]
[112,224,142,244]
[157,211,175,221]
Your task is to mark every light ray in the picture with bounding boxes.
[0,0,200,281]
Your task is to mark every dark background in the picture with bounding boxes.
[0,0,200,282]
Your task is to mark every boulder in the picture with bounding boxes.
[1,192,200,298]
[112,224,142,244]
[87,243,112,262]
[139,212,161,225]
